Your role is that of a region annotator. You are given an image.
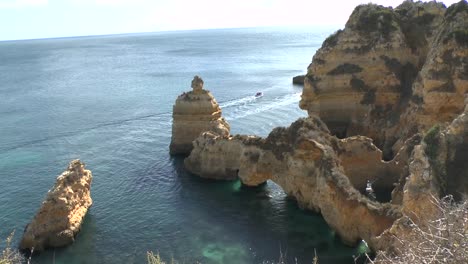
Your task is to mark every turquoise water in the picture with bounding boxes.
[0,27,363,263]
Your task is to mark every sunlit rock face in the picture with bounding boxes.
[375,105,468,254]
[186,0,468,254]
[170,76,230,155]
[185,104,468,250]
[20,160,93,251]
[395,1,468,152]
[185,117,405,247]
[300,1,468,159]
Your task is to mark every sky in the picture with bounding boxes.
[0,0,461,41]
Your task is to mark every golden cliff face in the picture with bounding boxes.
[170,76,230,155]
[182,0,468,255]
[20,160,93,251]
[300,1,468,159]
[184,105,468,250]
[185,117,409,247]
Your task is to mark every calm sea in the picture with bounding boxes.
[0,27,365,264]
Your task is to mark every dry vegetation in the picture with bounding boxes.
[370,196,468,264]
[0,232,24,264]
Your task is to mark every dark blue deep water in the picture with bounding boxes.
[0,27,366,263]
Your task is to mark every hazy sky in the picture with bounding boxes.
[0,0,461,41]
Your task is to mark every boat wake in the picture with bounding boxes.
[222,92,301,120]
[2,93,301,152]
[219,95,257,108]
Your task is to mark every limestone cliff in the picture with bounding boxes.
[170,76,230,155]
[375,105,468,253]
[185,117,406,246]
[185,105,468,250]
[184,1,468,252]
[20,160,93,251]
[300,1,468,158]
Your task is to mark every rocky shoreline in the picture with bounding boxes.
[15,0,467,261]
[177,0,468,258]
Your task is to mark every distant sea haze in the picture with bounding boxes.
[0,27,363,263]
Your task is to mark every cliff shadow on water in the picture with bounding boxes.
[170,157,369,264]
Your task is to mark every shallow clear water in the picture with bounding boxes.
[0,26,364,263]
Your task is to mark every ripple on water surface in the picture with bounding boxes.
[0,27,365,264]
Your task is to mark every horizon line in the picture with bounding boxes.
[0,24,342,43]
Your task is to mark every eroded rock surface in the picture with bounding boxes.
[20,160,93,251]
[170,76,230,155]
[184,0,468,254]
[185,117,404,247]
[375,105,468,253]
[300,1,468,158]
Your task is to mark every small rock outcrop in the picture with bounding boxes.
[292,75,305,85]
[20,160,93,251]
[170,76,230,155]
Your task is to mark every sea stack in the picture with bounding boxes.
[184,1,468,253]
[20,160,93,251]
[170,76,230,155]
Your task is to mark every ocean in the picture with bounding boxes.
[0,26,365,264]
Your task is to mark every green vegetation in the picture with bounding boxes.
[423,125,441,161]
[414,13,436,25]
[353,5,398,37]
[0,232,24,264]
[322,30,342,49]
[446,29,468,47]
[445,0,468,22]
[423,125,447,194]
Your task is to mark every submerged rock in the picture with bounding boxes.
[170,76,230,155]
[20,160,93,251]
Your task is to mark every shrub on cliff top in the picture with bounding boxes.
[445,0,468,21]
[322,30,343,49]
[351,4,398,37]
[371,196,468,264]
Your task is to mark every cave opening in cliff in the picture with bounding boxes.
[327,121,349,139]
[381,148,394,162]
[372,186,394,203]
